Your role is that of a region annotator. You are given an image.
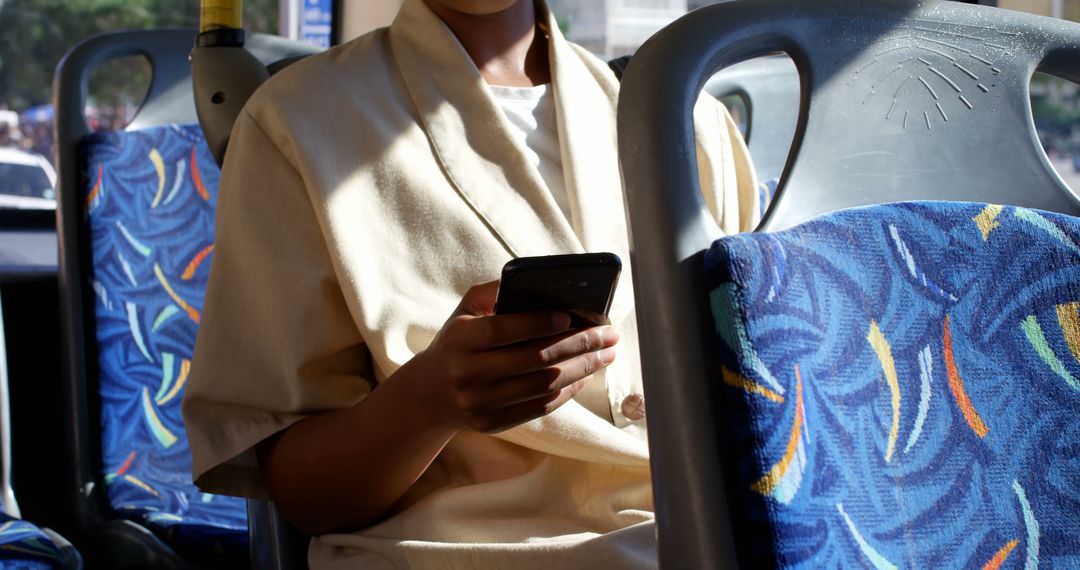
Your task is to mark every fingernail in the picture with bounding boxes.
[552,312,571,330]
[599,347,616,364]
[601,326,620,344]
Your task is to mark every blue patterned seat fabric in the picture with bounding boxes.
[0,512,63,569]
[706,201,1080,568]
[80,125,246,555]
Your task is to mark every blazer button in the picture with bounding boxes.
[620,393,646,421]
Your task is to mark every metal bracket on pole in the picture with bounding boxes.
[191,27,269,167]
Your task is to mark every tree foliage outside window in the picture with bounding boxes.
[0,0,278,112]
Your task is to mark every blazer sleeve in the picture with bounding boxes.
[693,95,762,234]
[182,109,374,498]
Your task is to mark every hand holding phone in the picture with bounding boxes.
[494,253,621,328]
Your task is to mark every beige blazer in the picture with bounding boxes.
[182,0,758,567]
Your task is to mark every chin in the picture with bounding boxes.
[428,0,525,16]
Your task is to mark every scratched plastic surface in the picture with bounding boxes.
[764,1,1080,229]
[764,2,1080,229]
[624,0,1080,232]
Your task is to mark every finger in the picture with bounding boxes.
[475,325,619,380]
[456,311,572,350]
[475,376,592,434]
[466,345,616,410]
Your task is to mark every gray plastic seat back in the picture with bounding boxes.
[616,1,1080,568]
[757,0,1080,230]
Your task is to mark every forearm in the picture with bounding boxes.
[258,282,617,536]
[260,366,457,536]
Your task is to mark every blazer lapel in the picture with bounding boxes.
[544,13,637,326]
[389,0,582,259]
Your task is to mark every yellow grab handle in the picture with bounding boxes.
[200,0,243,32]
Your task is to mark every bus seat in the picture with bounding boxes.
[54,29,317,569]
[78,124,247,566]
[0,512,80,569]
[705,200,1080,567]
[0,297,82,569]
[616,0,1080,567]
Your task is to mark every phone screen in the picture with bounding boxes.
[495,253,621,328]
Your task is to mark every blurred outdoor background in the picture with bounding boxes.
[0,0,277,160]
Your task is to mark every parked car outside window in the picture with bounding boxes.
[0,146,57,210]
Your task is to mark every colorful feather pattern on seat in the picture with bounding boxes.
[82,125,246,552]
[0,513,63,569]
[706,201,1080,568]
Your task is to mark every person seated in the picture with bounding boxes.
[181,0,758,568]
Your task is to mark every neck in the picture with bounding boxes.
[424,0,551,87]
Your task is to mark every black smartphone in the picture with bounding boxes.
[495,253,622,328]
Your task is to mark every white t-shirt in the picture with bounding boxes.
[489,83,573,222]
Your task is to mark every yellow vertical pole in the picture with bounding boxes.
[200,0,243,32]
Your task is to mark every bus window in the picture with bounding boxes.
[997,1,1080,194]
[1032,73,1080,194]
[0,0,280,210]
